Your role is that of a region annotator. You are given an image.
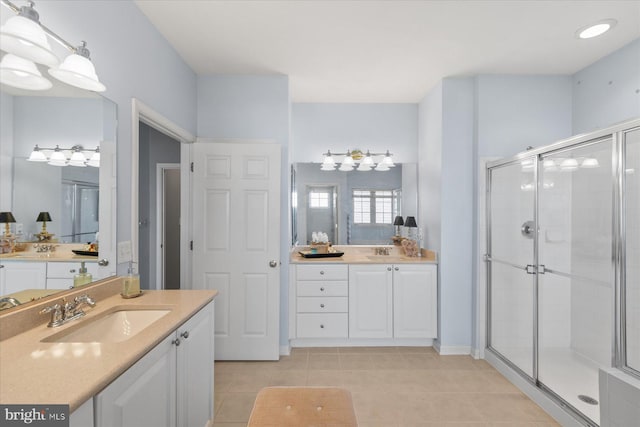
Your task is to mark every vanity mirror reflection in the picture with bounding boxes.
[0,82,117,309]
[292,162,417,245]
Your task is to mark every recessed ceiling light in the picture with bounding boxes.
[577,19,617,39]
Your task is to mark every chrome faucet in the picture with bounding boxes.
[40,294,96,327]
[0,297,20,309]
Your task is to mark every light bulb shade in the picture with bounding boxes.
[374,163,389,171]
[0,15,59,67]
[560,158,579,171]
[0,211,16,223]
[27,146,47,162]
[393,216,404,226]
[0,54,52,90]
[48,149,67,166]
[49,53,106,92]
[338,163,353,172]
[87,150,100,167]
[357,163,371,171]
[404,216,417,228]
[361,152,374,166]
[581,158,599,168]
[382,152,395,167]
[322,155,335,166]
[342,155,354,166]
[68,150,87,167]
[36,212,51,222]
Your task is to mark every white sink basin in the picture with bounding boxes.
[43,308,171,343]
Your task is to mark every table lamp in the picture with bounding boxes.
[0,211,16,236]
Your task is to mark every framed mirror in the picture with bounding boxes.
[292,162,417,245]
[0,82,117,309]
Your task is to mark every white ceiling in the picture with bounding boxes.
[135,0,640,103]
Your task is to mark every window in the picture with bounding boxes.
[309,190,329,208]
[353,190,395,224]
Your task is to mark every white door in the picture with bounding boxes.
[393,264,438,338]
[192,141,281,360]
[348,264,393,338]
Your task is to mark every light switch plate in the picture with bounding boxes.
[117,240,132,262]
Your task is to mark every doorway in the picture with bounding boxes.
[138,122,181,290]
[157,164,181,289]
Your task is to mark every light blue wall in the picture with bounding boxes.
[197,75,291,347]
[476,75,573,157]
[25,0,198,249]
[572,38,640,134]
[291,103,418,163]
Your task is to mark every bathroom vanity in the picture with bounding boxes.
[0,278,217,427]
[289,245,438,347]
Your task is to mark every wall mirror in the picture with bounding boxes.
[292,162,417,245]
[0,81,117,308]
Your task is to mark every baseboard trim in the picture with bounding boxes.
[436,345,472,355]
[280,344,291,356]
[289,338,434,348]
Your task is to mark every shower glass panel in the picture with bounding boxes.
[625,128,640,374]
[488,160,536,378]
[537,138,613,425]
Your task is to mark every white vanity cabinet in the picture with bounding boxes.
[393,264,437,338]
[94,301,214,427]
[0,260,46,295]
[348,264,393,338]
[295,264,349,338]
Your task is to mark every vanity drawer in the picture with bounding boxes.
[297,281,348,297]
[297,313,348,338]
[297,297,348,313]
[297,264,348,281]
[47,261,99,278]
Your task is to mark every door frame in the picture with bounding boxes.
[131,99,195,288]
[156,163,181,290]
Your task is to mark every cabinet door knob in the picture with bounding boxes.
[180,331,189,339]
[320,271,325,275]
[394,267,399,271]
[320,324,324,329]
[320,304,325,308]
[69,269,76,273]
[320,287,325,291]
[172,338,181,346]
[98,259,109,266]
[387,267,392,271]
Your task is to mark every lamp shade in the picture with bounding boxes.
[393,216,404,226]
[0,212,16,223]
[49,47,106,92]
[404,216,417,227]
[0,12,59,68]
[37,212,52,222]
[0,53,52,91]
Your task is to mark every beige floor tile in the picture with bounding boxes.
[472,358,495,370]
[212,423,248,427]
[307,369,348,387]
[307,346,340,353]
[226,371,273,393]
[352,391,406,423]
[371,353,410,369]
[339,346,399,354]
[266,369,308,386]
[308,353,341,370]
[214,391,257,422]
[397,346,438,355]
[435,355,478,370]
[471,393,556,423]
[424,393,486,423]
[340,353,376,369]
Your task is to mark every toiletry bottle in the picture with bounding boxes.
[122,262,141,297]
[73,262,93,287]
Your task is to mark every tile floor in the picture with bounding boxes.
[213,347,561,427]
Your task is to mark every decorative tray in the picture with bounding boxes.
[72,250,99,257]
[298,251,344,259]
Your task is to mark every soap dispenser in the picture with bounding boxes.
[73,262,93,287]
[122,261,141,298]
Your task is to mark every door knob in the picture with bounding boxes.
[269,260,279,268]
[98,259,109,266]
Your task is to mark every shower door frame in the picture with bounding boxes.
[484,118,640,427]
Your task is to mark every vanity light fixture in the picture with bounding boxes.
[27,144,100,167]
[321,149,395,172]
[0,0,106,92]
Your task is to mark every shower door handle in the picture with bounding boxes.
[521,221,536,239]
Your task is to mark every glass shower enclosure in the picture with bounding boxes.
[485,119,639,426]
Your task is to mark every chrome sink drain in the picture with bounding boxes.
[578,395,598,405]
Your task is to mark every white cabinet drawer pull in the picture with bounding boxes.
[320,287,325,291]
[320,304,325,308]
[320,324,324,329]
[320,271,325,275]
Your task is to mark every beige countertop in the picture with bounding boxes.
[0,279,217,412]
[290,245,438,264]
